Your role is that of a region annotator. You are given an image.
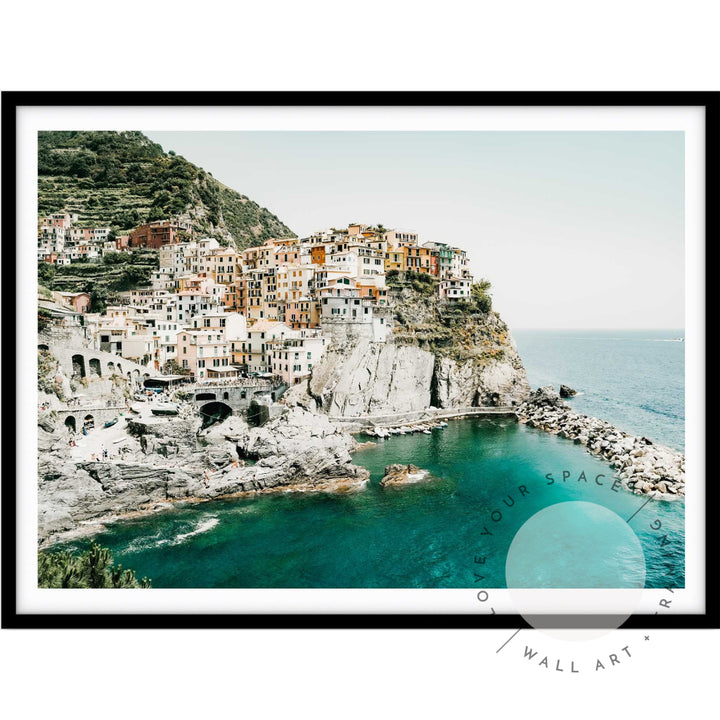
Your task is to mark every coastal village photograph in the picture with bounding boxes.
[35,130,685,591]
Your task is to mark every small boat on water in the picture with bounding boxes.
[103,417,119,428]
[151,402,179,416]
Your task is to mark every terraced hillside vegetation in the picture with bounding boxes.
[38,250,159,313]
[38,131,295,248]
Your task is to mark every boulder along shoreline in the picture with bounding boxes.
[516,386,685,499]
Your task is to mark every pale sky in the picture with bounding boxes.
[145,131,685,330]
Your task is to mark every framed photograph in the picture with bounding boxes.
[2,92,716,629]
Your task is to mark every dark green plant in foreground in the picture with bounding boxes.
[38,543,151,588]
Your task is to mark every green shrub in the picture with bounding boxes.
[38,542,151,589]
[471,279,493,313]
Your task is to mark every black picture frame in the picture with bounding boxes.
[2,91,717,630]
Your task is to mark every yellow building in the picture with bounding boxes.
[384,246,406,273]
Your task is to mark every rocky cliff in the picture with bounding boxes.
[38,406,369,546]
[309,340,435,417]
[309,284,530,418]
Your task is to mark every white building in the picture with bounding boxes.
[276,264,317,303]
[439,277,473,301]
[270,332,327,385]
[159,241,196,277]
[165,290,225,323]
[150,269,176,291]
[153,320,182,367]
[319,285,389,341]
[235,320,296,374]
[188,310,247,342]
[449,249,471,279]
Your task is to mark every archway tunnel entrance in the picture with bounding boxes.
[199,401,232,429]
[72,354,86,378]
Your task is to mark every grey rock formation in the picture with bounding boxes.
[559,384,578,398]
[526,385,564,407]
[310,338,435,417]
[433,354,529,408]
[38,406,370,546]
[310,299,530,418]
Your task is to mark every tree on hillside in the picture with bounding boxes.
[89,285,108,314]
[471,278,493,313]
[38,261,56,287]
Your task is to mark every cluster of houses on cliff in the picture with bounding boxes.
[38,212,115,264]
[40,220,475,386]
[38,213,196,265]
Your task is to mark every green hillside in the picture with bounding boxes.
[38,131,295,249]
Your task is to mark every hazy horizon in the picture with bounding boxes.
[145,130,685,330]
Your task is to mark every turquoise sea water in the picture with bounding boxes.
[56,330,685,589]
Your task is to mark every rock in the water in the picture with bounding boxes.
[559,384,577,398]
[526,385,564,408]
[380,463,431,487]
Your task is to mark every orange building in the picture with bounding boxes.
[281,299,320,330]
[234,275,249,316]
[405,245,433,273]
[355,281,388,305]
[310,244,327,265]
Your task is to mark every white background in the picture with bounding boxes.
[1,2,718,718]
